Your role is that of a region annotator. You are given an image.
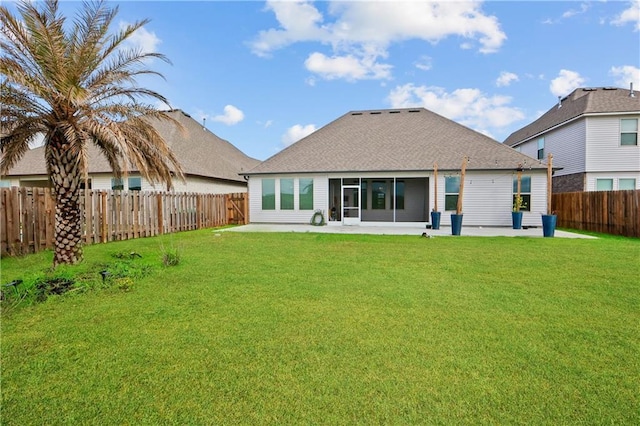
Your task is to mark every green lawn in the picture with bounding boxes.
[1,230,639,424]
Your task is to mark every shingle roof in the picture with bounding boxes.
[245,108,546,175]
[3,110,260,183]
[504,87,640,146]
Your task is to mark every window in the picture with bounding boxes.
[619,178,636,190]
[621,119,638,146]
[0,180,11,188]
[513,176,531,212]
[445,176,460,211]
[299,178,313,210]
[596,179,613,191]
[395,180,405,210]
[128,177,142,191]
[537,137,545,160]
[111,178,124,190]
[361,181,367,210]
[372,181,386,209]
[280,178,294,210]
[262,179,275,210]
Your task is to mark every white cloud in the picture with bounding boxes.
[496,71,519,87]
[304,52,392,81]
[120,22,161,54]
[612,0,640,30]
[562,2,590,19]
[212,105,245,126]
[387,84,524,137]
[282,124,317,146]
[610,65,640,88]
[251,0,506,81]
[414,56,432,71]
[549,69,586,97]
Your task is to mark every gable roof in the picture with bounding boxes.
[246,108,546,175]
[3,109,260,183]
[504,86,640,146]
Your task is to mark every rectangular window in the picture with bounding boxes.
[280,178,294,210]
[372,181,386,209]
[299,178,313,210]
[262,179,275,210]
[361,181,367,210]
[111,178,124,190]
[513,176,531,212]
[596,178,613,191]
[621,119,638,146]
[128,177,142,191]
[537,137,545,160]
[395,180,405,210]
[0,180,11,188]
[619,178,636,190]
[445,176,460,211]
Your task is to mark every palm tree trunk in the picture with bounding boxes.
[49,137,83,266]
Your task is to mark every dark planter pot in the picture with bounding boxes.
[430,211,441,230]
[511,211,523,230]
[542,214,557,237]
[451,213,463,236]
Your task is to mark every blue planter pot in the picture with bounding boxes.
[430,211,441,230]
[512,211,523,229]
[451,214,463,236]
[542,214,557,237]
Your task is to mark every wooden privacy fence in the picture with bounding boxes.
[553,189,639,238]
[1,187,248,256]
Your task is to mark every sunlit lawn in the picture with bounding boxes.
[1,229,638,424]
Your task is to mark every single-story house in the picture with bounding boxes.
[243,108,552,228]
[1,109,260,194]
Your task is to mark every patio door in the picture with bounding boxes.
[342,185,360,225]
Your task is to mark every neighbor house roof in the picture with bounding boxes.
[3,109,259,183]
[504,86,640,146]
[245,108,547,175]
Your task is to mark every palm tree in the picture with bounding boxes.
[0,0,184,266]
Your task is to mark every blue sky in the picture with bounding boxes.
[14,1,640,160]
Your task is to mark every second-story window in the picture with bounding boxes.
[621,118,638,146]
[537,137,545,160]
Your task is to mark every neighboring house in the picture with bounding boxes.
[1,109,260,194]
[244,108,549,228]
[504,86,640,193]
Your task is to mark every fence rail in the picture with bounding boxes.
[1,187,248,256]
[553,189,639,238]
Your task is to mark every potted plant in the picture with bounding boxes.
[512,195,525,229]
[542,153,557,237]
[431,162,441,229]
[451,157,467,236]
[512,164,524,230]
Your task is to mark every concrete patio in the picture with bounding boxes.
[224,224,596,238]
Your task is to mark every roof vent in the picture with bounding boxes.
[557,96,562,109]
[389,111,401,114]
[408,109,421,113]
[370,111,382,115]
[351,112,363,116]
[603,87,617,90]
[630,82,635,98]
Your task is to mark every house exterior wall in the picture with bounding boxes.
[3,173,247,194]
[585,171,640,191]
[585,115,640,172]
[249,170,548,227]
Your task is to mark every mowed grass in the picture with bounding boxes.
[1,230,638,424]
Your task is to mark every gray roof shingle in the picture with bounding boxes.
[3,110,260,183]
[246,108,546,175]
[504,87,640,146]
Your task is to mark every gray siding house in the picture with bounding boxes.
[504,86,640,192]
[1,110,260,194]
[244,108,549,228]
